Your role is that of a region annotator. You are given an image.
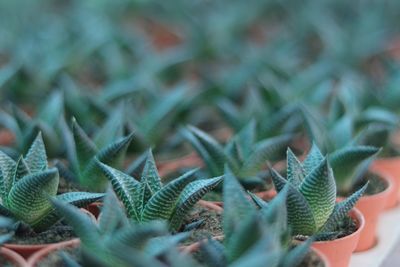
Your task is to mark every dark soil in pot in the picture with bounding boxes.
[36,246,81,267]
[181,204,223,245]
[298,250,326,267]
[340,172,388,197]
[7,222,75,245]
[296,215,357,242]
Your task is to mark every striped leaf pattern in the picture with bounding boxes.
[99,153,221,230]
[142,169,198,221]
[299,159,336,229]
[270,144,365,236]
[0,133,104,232]
[24,132,48,173]
[321,183,368,233]
[169,176,223,231]
[97,161,139,220]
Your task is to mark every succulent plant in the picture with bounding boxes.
[0,133,103,232]
[267,144,367,238]
[301,102,384,193]
[52,189,200,267]
[198,167,313,267]
[181,122,292,188]
[97,149,222,231]
[57,119,133,192]
[0,91,64,157]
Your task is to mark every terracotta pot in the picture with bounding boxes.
[27,239,79,267]
[353,172,393,252]
[255,188,277,200]
[158,152,203,177]
[5,209,95,259]
[0,129,14,146]
[0,247,27,267]
[370,158,400,209]
[312,208,364,267]
[86,202,103,218]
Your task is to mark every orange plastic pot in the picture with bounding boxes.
[5,209,95,259]
[370,158,400,209]
[312,208,364,267]
[27,239,79,267]
[353,172,393,251]
[0,247,27,267]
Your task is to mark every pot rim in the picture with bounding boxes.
[0,247,27,267]
[26,239,80,267]
[359,170,394,201]
[313,207,365,245]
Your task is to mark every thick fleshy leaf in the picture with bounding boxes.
[329,146,379,190]
[8,168,59,225]
[71,119,98,172]
[271,175,316,235]
[82,133,134,191]
[181,126,226,176]
[169,176,223,231]
[109,221,167,250]
[24,133,47,173]
[240,134,292,176]
[140,150,162,199]
[99,188,129,235]
[223,166,256,244]
[227,215,263,263]
[0,151,16,200]
[97,162,139,220]
[200,238,227,267]
[280,239,313,267]
[94,104,125,148]
[302,143,324,176]
[321,183,368,233]
[299,158,336,229]
[13,157,30,185]
[142,169,198,222]
[56,192,104,207]
[286,148,305,187]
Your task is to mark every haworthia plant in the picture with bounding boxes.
[268,144,367,238]
[181,122,292,188]
[57,118,134,192]
[52,189,200,267]
[329,145,380,194]
[0,91,64,157]
[97,149,223,231]
[199,167,312,267]
[0,133,103,232]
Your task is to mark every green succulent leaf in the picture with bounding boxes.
[97,162,139,220]
[8,168,59,226]
[169,176,223,231]
[299,158,336,229]
[329,146,380,191]
[321,183,368,233]
[24,132,47,173]
[302,143,324,175]
[181,125,226,176]
[142,169,198,222]
[71,119,98,173]
[286,148,305,187]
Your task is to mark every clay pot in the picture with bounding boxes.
[0,247,27,267]
[370,158,400,209]
[0,129,14,146]
[27,239,79,267]
[312,208,364,267]
[353,172,393,251]
[5,209,95,259]
[157,152,203,177]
